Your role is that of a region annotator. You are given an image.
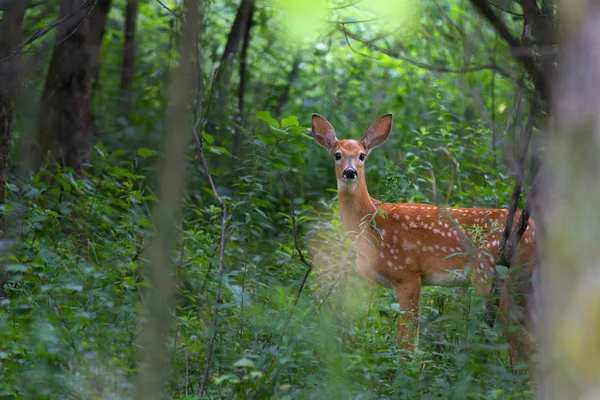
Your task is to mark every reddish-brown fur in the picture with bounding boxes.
[312,113,536,361]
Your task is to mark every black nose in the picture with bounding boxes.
[342,168,358,179]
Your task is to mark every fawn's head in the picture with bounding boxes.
[311,113,393,187]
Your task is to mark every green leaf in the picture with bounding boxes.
[137,148,158,157]
[463,262,472,276]
[233,357,255,368]
[282,116,299,128]
[214,374,236,385]
[256,111,280,128]
[203,132,215,144]
[208,146,232,157]
[4,264,28,272]
[495,265,509,279]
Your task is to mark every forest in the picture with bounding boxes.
[1,0,599,399]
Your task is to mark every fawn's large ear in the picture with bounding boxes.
[311,114,338,151]
[361,113,393,152]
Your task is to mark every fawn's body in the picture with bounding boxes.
[312,113,536,361]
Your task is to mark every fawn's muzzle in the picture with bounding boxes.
[342,168,358,180]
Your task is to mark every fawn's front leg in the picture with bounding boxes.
[392,278,422,352]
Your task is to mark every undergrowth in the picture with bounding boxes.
[0,113,530,399]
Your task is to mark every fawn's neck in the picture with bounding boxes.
[337,177,378,237]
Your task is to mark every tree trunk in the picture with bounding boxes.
[232,0,255,156]
[0,0,28,227]
[119,0,138,118]
[208,0,254,145]
[34,0,112,173]
[134,0,200,397]
[275,58,300,119]
[539,3,600,398]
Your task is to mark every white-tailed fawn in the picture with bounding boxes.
[311,113,536,364]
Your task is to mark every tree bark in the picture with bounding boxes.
[34,0,112,173]
[470,0,549,102]
[539,3,600,398]
[275,58,300,119]
[119,0,138,117]
[0,0,28,226]
[232,0,255,156]
[208,0,254,145]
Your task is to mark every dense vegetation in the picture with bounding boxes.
[0,0,554,398]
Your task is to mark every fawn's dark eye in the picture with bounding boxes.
[359,153,365,161]
[335,152,342,160]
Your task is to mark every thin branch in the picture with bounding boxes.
[0,0,96,64]
[0,0,45,10]
[431,0,467,40]
[337,24,507,75]
[484,0,525,17]
[196,66,231,398]
[330,0,363,10]
[341,23,378,60]
[156,0,182,19]
[469,0,547,97]
[483,90,538,328]
[278,171,313,306]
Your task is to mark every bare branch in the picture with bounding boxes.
[484,0,525,17]
[469,0,547,97]
[0,0,96,64]
[483,90,538,328]
[330,0,363,10]
[341,23,378,60]
[196,56,232,400]
[155,0,181,19]
[337,24,508,75]
[279,171,314,306]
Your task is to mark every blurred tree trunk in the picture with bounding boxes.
[208,0,254,147]
[539,3,600,398]
[275,57,300,119]
[134,0,200,397]
[34,0,112,173]
[119,0,138,118]
[232,0,255,156]
[0,0,28,227]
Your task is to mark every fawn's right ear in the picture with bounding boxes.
[311,114,338,151]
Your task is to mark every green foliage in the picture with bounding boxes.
[2,0,535,398]
[1,150,149,397]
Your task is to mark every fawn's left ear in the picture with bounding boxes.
[311,114,338,151]
[361,113,393,152]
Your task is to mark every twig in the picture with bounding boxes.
[469,0,547,98]
[305,276,341,326]
[0,0,96,64]
[341,23,378,60]
[484,0,525,17]
[337,23,507,75]
[156,0,182,19]
[278,171,313,305]
[431,0,466,40]
[330,0,362,10]
[483,90,538,328]
[196,66,231,399]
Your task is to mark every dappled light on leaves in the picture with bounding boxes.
[360,0,419,31]
[267,0,419,47]
[268,0,329,45]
